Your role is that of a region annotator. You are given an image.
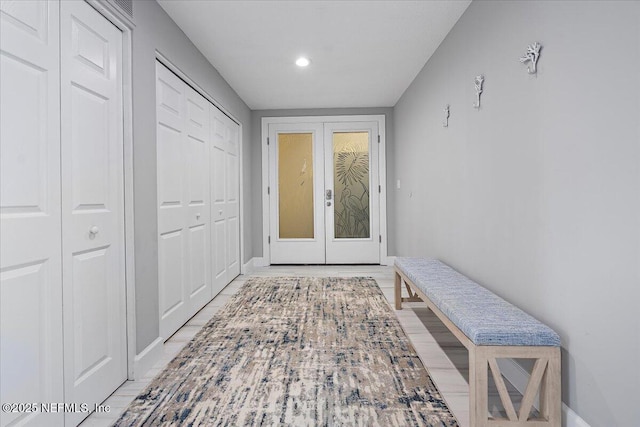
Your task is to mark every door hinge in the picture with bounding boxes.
[268,235,271,244]
[377,135,380,143]
[378,185,381,193]
[379,235,382,243]
[267,137,270,145]
[267,186,270,195]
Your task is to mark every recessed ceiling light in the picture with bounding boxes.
[295,57,310,67]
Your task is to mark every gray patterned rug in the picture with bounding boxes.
[116,277,458,426]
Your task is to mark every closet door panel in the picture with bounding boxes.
[210,110,228,292]
[60,2,126,424]
[157,63,214,336]
[185,87,211,310]
[225,122,240,278]
[212,220,227,285]
[70,248,111,375]
[156,62,188,339]
[188,225,207,300]
[159,229,185,331]
[210,107,241,288]
[157,122,184,232]
[0,1,64,426]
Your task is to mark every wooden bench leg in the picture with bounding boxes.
[540,347,562,427]
[394,270,402,310]
[395,270,423,309]
[470,346,561,427]
[469,346,489,427]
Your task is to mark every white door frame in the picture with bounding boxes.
[86,0,137,380]
[261,115,388,265]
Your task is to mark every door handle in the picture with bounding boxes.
[326,189,332,200]
[89,226,99,235]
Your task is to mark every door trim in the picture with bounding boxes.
[86,0,137,381]
[261,115,387,265]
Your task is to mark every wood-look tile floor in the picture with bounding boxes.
[80,265,523,427]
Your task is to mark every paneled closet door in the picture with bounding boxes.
[184,86,212,316]
[0,1,64,426]
[210,107,241,294]
[156,62,189,339]
[60,1,126,425]
[224,116,240,281]
[156,62,212,340]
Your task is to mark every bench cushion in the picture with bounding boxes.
[395,258,561,347]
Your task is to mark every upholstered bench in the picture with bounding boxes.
[394,258,561,427]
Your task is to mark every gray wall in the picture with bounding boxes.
[250,108,395,259]
[132,1,252,352]
[393,1,640,426]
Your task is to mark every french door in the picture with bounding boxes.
[267,119,382,264]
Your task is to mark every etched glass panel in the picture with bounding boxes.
[333,132,370,239]
[278,133,314,239]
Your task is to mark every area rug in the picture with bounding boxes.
[116,277,458,426]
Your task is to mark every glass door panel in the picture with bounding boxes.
[324,122,380,264]
[278,133,314,239]
[333,132,370,239]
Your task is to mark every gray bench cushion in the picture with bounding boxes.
[395,257,561,347]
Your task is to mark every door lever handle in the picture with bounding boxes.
[326,189,332,200]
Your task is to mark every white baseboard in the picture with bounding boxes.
[242,257,269,274]
[252,257,269,267]
[383,256,396,266]
[497,359,590,427]
[242,258,254,274]
[132,337,163,380]
[563,403,591,427]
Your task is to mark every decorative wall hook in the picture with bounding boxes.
[443,104,450,127]
[473,75,484,109]
[520,42,541,74]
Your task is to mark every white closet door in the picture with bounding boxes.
[156,62,189,338]
[224,113,240,280]
[60,1,126,425]
[157,62,212,339]
[210,107,240,293]
[184,86,212,314]
[0,1,64,426]
[210,109,227,293]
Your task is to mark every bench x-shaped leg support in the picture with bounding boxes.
[469,346,561,427]
[394,271,423,309]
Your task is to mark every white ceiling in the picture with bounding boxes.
[157,0,471,110]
